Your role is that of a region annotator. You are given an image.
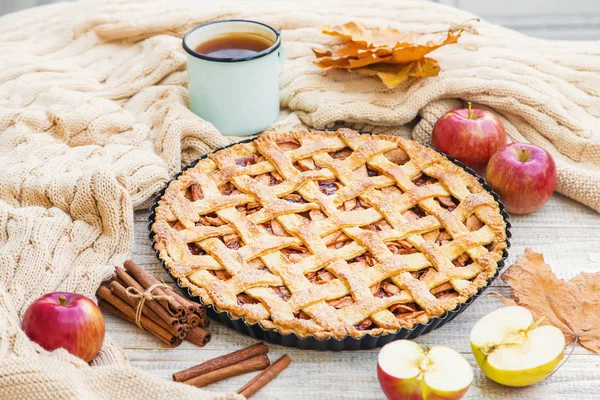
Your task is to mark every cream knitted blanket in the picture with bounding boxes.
[0,0,598,398]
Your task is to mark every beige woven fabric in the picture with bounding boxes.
[0,0,598,398]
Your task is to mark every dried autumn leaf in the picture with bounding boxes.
[353,58,440,88]
[313,41,394,69]
[321,21,419,48]
[312,21,470,88]
[502,248,600,353]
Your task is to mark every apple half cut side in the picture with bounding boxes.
[377,340,473,400]
[470,306,565,387]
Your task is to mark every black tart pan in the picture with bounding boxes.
[148,133,511,351]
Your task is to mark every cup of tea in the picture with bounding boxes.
[183,20,285,136]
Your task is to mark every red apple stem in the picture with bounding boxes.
[518,148,530,163]
[467,102,472,119]
[59,295,67,306]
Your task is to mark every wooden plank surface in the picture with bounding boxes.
[105,193,600,399]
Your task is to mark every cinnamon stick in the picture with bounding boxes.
[173,342,269,382]
[238,355,291,399]
[124,260,184,318]
[114,267,182,328]
[185,327,211,347]
[97,286,180,346]
[113,274,127,287]
[197,304,207,320]
[187,313,201,328]
[107,281,185,337]
[184,355,270,388]
[122,259,206,319]
[124,260,206,319]
[98,299,180,346]
[171,291,205,318]
[193,314,210,329]
[201,315,210,328]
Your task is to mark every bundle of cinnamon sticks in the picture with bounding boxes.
[173,343,291,399]
[97,260,211,347]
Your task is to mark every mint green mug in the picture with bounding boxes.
[183,20,285,136]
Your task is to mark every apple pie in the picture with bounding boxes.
[151,129,507,339]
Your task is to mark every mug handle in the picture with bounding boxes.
[277,43,286,74]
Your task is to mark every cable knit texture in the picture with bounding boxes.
[0,0,598,398]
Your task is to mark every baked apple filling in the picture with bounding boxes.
[294,158,319,172]
[187,242,206,256]
[184,183,204,201]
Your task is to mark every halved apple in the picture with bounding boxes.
[470,306,565,387]
[377,340,473,400]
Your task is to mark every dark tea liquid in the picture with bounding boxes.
[194,32,273,59]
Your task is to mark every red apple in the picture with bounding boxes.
[432,103,506,174]
[486,143,556,214]
[22,292,105,362]
[377,340,473,400]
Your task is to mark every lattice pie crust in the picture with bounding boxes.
[152,129,507,339]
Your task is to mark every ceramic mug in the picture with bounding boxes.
[183,20,285,136]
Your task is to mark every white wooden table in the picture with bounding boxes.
[105,193,600,399]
